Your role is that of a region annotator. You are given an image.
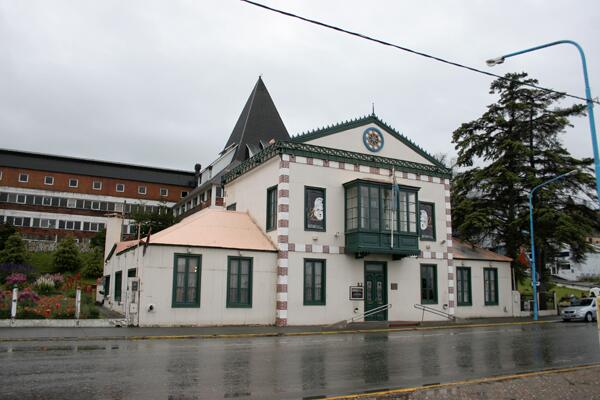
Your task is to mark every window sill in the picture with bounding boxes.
[171,304,201,308]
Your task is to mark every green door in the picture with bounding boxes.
[364,262,387,321]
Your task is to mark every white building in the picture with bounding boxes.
[103,79,514,326]
[552,245,600,281]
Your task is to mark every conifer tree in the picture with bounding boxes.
[452,72,599,285]
[53,237,83,273]
[0,233,28,264]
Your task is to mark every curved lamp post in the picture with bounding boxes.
[487,40,600,208]
[528,170,576,320]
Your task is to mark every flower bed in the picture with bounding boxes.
[0,271,100,319]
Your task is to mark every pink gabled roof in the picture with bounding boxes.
[453,238,512,262]
[115,239,140,255]
[147,208,277,252]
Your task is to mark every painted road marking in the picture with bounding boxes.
[325,363,600,399]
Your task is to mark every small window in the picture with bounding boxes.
[138,186,147,195]
[16,194,26,204]
[128,268,137,278]
[92,181,102,190]
[116,183,125,192]
[456,267,472,306]
[304,259,326,305]
[266,186,277,231]
[91,201,100,210]
[181,191,188,198]
[44,176,54,185]
[420,264,438,304]
[484,268,499,305]
[305,187,326,231]
[114,271,122,302]
[18,173,29,183]
[68,179,78,188]
[172,254,201,307]
[226,203,237,211]
[42,197,52,206]
[160,188,168,197]
[227,257,253,308]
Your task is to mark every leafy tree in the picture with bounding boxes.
[452,72,600,287]
[52,237,83,273]
[131,204,175,236]
[82,249,104,279]
[0,233,29,264]
[0,224,17,251]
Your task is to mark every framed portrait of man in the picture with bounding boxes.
[419,202,435,240]
[305,187,326,231]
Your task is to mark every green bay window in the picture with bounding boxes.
[484,268,499,305]
[456,267,472,306]
[344,179,420,256]
[172,254,201,308]
[227,257,253,308]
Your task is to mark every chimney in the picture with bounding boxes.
[194,163,202,187]
[104,213,123,260]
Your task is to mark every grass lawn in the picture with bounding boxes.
[518,277,589,303]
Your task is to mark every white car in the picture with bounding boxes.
[561,298,597,322]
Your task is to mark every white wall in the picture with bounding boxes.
[453,260,513,319]
[137,246,277,326]
[556,252,600,281]
[286,252,450,325]
[303,122,434,165]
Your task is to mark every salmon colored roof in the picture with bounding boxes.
[145,208,277,252]
[115,239,140,254]
[452,238,512,262]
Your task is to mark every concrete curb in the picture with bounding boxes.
[0,319,560,342]
[324,362,600,399]
[0,319,124,328]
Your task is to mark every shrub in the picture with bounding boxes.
[52,237,83,273]
[18,288,40,306]
[6,272,27,288]
[0,233,28,264]
[0,263,36,283]
[34,275,56,295]
[82,249,103,279]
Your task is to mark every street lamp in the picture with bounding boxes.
[487,40,600,208]
[528,170,577,320]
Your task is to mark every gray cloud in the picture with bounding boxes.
[1,1,598,170]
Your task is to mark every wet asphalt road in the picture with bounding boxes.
[0,323,599,400]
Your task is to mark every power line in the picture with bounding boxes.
[240,0,600,106]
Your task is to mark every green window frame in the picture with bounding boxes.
[266,186,277,231]
[114,271,122,302]
[418,201,436,241]
[103,275,110,296]
[172,254,202,308]
[127,268,137,278]
[456,267,472,306]
[304,259,326,305]
[304,186,326,231]
[484,268,499,305]
[227,256,253,308]
[420,264,438,304]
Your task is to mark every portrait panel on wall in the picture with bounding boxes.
[305,187,326,231]
[419,202,435,240]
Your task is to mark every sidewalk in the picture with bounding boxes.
[0,316,561,342]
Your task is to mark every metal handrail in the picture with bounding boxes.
[414,303,456,322]
[348,303,392,323]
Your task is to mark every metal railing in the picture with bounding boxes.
[347,303,392,323]
[414,303,456,322]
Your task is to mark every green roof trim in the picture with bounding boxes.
[291,114,446,169]
[221,141,451,185]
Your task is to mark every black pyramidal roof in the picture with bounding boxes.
[224,77,289,163]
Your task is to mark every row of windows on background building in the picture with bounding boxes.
[0,215,106,232]
[9,172,178,196]
[174,188,222,216]
[264,184,436,239]
[0,191,169,215]
[421,264,499,306]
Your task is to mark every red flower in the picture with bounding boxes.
[55,303,61,309]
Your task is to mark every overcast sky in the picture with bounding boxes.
[1,1,599,171]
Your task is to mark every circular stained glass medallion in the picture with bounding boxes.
[363,127,384,152]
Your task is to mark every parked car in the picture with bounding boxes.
[561,298,597,322]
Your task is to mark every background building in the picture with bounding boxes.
[0,148,195,249]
